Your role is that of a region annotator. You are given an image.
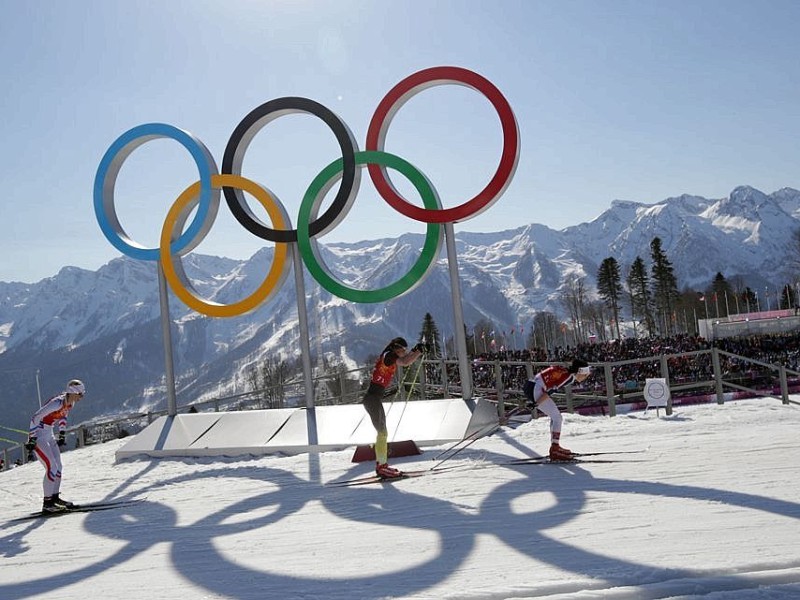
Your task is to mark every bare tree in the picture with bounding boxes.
[559,274,588,343]
[246,356,294,408]
[317,356,361,405]
[472,318,497,354]
[582,300,609,342]
[530,311,560,352]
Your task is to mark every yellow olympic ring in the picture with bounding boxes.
[159,174,291,318]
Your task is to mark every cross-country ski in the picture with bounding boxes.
[8,498,145,523]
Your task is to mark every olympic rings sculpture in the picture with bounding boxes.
[94,66,519,317]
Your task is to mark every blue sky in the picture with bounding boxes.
[1,0,799,283]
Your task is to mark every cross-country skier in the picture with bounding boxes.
[25,379,86,513]
[362,337,427,479]
[523,359,591,460]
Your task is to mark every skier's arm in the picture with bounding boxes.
[28,402,53,437]
[396,347,423,367]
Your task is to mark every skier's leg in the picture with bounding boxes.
[35,434,62,498]
[536,396,562,444]
[363,393,389,464]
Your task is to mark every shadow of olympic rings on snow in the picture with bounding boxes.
[149,465,473,599]
[0,496,152,599]
[0,464,470,600]
[3,456,800,600]
[482,450,800,594]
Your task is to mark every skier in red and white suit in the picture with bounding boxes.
[523,359,591,460]
[25,379,86,513]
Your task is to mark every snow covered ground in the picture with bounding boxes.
[2,397,800,600]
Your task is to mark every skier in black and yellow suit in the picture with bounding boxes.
[362,337,426,478]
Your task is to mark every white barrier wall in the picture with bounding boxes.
[116,398,499,460]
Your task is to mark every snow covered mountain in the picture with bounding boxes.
[1,185,798,431]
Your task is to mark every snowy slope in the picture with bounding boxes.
[2,397,800,599]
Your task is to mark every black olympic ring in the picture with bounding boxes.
[221,96,361,244]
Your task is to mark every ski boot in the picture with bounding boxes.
[42,496,68,514]
[52,493,76,509]
[376,462,404,479]
[549,443,574,462]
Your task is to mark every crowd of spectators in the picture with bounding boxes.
[426,332,800,401]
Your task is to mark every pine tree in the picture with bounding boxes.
[709,272,734,317]
[596,257,623,339]
[650,237,680,335]
[673,288,704,335]
[418,313,442,358]
[626,256,655,336]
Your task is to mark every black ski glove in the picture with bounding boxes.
[412,342,431,354]
[24,437,37,461]
[57,432,66,447]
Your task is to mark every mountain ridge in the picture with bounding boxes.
[1,185,798,433]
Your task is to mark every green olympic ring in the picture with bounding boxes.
[298,150,443,304]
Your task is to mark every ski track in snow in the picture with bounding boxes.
[1,398,800,599]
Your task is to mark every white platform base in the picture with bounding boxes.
[115,397,499,460]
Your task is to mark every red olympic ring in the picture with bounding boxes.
[366,66,520,224]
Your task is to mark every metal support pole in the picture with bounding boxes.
[157,262,178,417]
[494,360,504,415]
[35,369,42,407]
[659,354,674,415]
[604,362,617,417]
[444,223,472,400]
[711,348,725,405]
[291,244,317,446]
[525,363,537,418]
[779,365,789,404]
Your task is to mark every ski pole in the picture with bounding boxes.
[0,424,27,435]
[390,359,423,441]
[431,422,488,460]
[431,420,499,468]
[430,423,500,471]
[405,357,424,398]
[431,413,501,460]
